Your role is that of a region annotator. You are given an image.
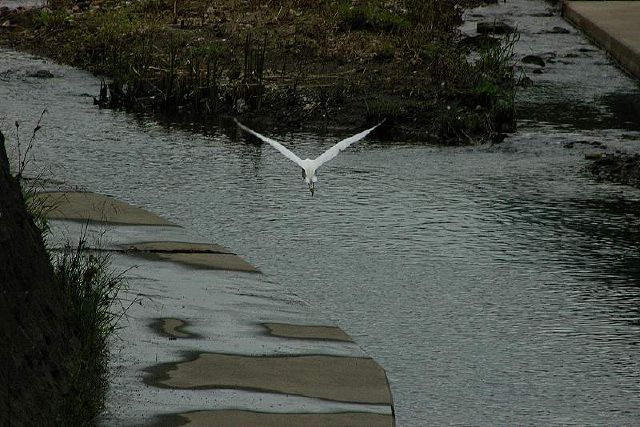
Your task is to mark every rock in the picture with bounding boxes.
[477,21,515,35]
[27,70,54,78]
[586,153,640,188]
[532,68,543,74]
[530,11,554,17]
[492,133,507,144]
[548,26,570,34]
[458,34,500,50]
[522,55,545,67]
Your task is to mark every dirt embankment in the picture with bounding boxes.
[0,132,77,425]
[0,0,516,143]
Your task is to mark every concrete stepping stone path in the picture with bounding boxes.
[37,189,395,426]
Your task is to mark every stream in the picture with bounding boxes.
[1,0,640,425]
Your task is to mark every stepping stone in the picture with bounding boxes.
[150,318,198,339]
[150,410,393,427]
[32,191,174,226]
[263,322,353,342]
[145,352,392,404]
[122,241,259,273]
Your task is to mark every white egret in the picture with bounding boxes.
[234,118,384,195]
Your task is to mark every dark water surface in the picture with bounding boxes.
[2,0,640,424]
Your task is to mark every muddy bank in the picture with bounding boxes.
[587,152,640,188]
[0,0,516,143]
[0,132,76,424]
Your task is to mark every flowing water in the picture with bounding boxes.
[1,0,640,425]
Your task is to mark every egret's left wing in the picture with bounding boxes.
[234,119,305,168]
[312,120,384,169]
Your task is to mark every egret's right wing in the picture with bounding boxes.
[234,119,305,168]
[312,120,384,168]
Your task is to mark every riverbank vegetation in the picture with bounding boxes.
[0,0,517,142]
[53,236,126,423]
[1,126,125,424]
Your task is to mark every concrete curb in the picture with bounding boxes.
[563,1,640,80]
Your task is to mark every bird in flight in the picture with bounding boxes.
[234,118,384,196]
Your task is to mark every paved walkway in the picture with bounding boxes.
[563,1,640,79]
[36,190,394,426]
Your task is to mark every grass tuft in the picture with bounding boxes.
[53,235,127,424]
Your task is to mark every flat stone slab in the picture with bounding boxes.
[32,191,175,226]
[564,1,640,79]
[151,410,394,427]
[121,241,259,273]
[263,322,353,342]
[122,241,230,254]
[145,352,392,404]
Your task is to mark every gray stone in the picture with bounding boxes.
[522,55,546,67]
[477,21,516,34]
[27,70,54,78]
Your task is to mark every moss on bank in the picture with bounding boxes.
[0,0,516,143]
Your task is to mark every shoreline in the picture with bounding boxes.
[0,0,517,143]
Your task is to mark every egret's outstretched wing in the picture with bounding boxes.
[234,119,305,168]
[312,120,384,168]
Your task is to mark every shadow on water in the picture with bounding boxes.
[600,92,640,131]
[517,90,640,132]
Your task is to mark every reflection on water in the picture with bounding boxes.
[517,92,640,132]
[601,92,640,131]
[2,0,640,424]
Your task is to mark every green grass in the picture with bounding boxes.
[338,1,409,33]
[53,237,126,424]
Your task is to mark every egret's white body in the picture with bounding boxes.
[235,118,384,195]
